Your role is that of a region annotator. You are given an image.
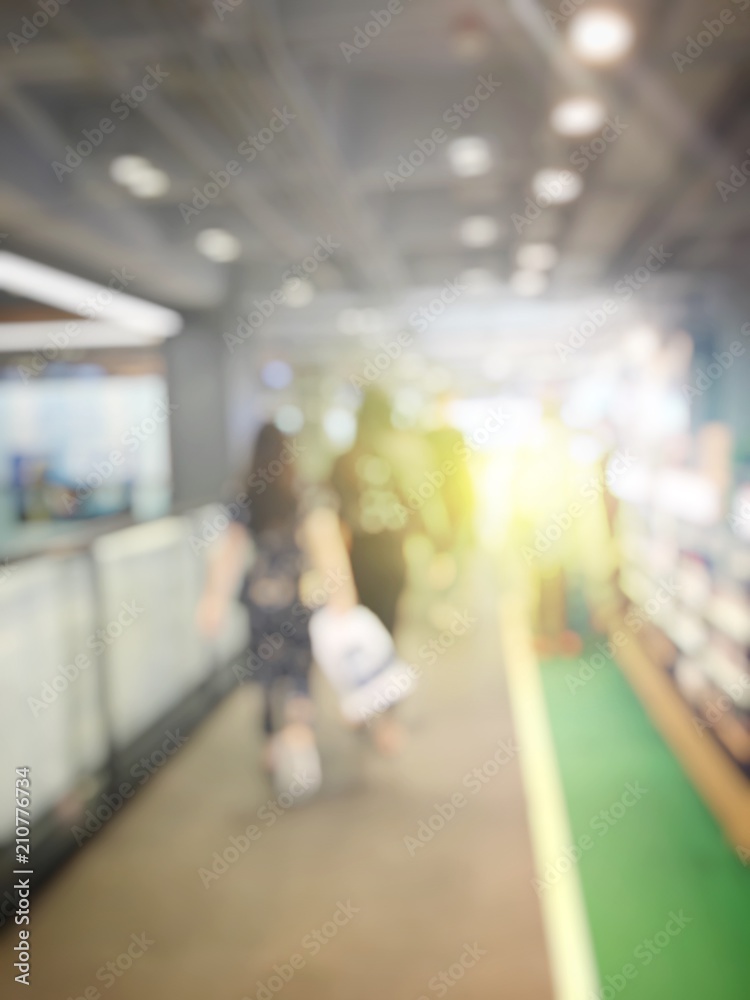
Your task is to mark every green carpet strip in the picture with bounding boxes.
[540,639,750,1000]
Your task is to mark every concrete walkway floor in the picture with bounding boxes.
[2,581,554,1000]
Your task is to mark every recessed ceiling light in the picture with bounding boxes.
[261,359,293,389]
[128,167,170,199]
[459,215,500,248]
[448,137,492,178]
[550,97,607,136]
[532,169,583,205]
[282,280,314,308]
[109,155,152,186]
[0,252,182,337]
[274,404,305,434]
[569,8,635,64]
[510,270,548,297]
[516,243,559,270]
[195,228,242,262]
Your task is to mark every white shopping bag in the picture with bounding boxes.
[309,605,416,723]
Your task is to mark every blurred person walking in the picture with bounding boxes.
[197,422,357,790]
[330,390,410,753]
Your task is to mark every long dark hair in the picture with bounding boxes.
[247,423,298,534]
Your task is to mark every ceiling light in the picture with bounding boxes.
[459,215,500,248]
[569,8,635,64]
[0,252,182,337]
[195,228,242,263]
[282,279,314,308]
[550,97,607,136]
[127,167,170,199]
[109,155,152,186]
[532,169,583,205]
[510,270,548,297]
[274,404,304,434]
[448,137,492,178]
[261,359,293,389]
[516,243,559,270]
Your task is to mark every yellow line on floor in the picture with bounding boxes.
[499,597,600,1000]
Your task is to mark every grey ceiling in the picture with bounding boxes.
[0,0,748,331]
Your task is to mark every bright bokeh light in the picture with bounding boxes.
[532,168,583,205]
[516,243,559,271]
[569,8,635,64]
[128,167,170,199]
[261,359,293,389]
[195,228,242,262]
[448,137,492,177]
[323,407,357,448]
[459,216,500,248]
[550,96,607,136]
[282,280,315,308]
[109,156,152,186]
[274,403,305,434]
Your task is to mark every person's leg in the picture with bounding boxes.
[350,534,406,636]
